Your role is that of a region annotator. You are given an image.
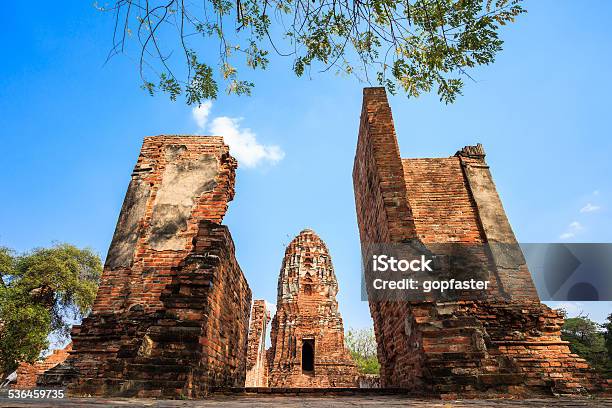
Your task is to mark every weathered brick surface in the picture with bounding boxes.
[245,300,270,387]
[401,157,483,244]
[267,229,358,388]
[38,136,252,398]
[352,87,605,396]
[11,345,72,389]
[401,156,503,297]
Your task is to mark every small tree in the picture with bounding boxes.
[0,244,102,375]
[345,327,380,374]
[560,313,609,377]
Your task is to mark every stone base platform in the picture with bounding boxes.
[0,395,610,407]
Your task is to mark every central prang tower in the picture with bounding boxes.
[267,229,358,387]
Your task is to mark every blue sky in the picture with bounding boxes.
[1,0,610,338]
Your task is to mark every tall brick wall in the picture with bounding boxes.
[267,229,358,388]
[352,88,417,387]
[456,148,539,301]
[245,300,270,387]
[353,88,604,396]
[38,136,252,398]
[401,157,483,244]
[401,156,503,297]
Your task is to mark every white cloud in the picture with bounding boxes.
[192,101,212,129]
[209,117,284,167]
[192,102,284,168]
[580,203,601,213]
[559,221,582,240]
[569,221,582,230]
[558,190,605,240]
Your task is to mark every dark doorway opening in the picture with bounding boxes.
[301,339,315,373]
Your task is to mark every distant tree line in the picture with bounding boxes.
[561,311,612,379]
[348,312,612,379]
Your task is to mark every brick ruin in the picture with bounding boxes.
[267,229,359,387]
[10,345,71,389]
[353,87,604,397]
[245,300,270,387]
[38,136,252,398]
[18,88,606,398]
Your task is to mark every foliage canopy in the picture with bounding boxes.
[560,312,612,378]
[0,244,102,374]
[100,0,525,104]
[345,327,380,374]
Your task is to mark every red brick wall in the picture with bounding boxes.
[352,87,604,396]
[12,344,72,389]
[94,136,237,315]
[191,221,252,393]
[245,300,270,387]
[402,157,505,297]
[353,88,417,245]
[402,157,484,244]
[38,136,251,398]
[457,151,539,301]
[353,88,419,387]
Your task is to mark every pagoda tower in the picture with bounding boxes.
[267,229,358,387]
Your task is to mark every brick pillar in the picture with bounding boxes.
[353,87,417,245]
[38,136,252,398]
[353,88,420,387]
[245,300,270,387]
[352,87,605,396]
